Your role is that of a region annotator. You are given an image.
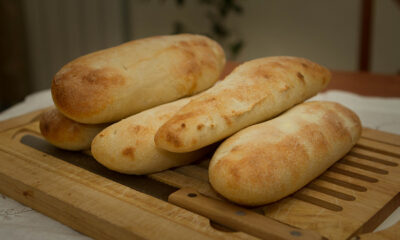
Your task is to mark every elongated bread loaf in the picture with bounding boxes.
[91,97,213,175]
[155,56,331,153]
[39,108,108,151]
[52,34,225,124]
[209,101,362,206]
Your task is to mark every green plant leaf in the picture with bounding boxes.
[230,40,244,58]
[176,0,185,7]
[212,22,229,38]
[173,21,185,34]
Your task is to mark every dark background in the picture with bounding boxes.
[1,0,399,112]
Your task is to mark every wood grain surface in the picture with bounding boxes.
[0,113,399,239]
[0,63,399,239]
[0,122,256,240]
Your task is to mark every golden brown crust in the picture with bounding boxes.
[209,101,361,206]
[155,56,331,152]
[39,108,107,151]
[52,66,125,120]
[91,97,213,175]
[52,34,225,124]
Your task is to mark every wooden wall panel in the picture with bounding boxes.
[22,0,126,92]
[0,0,30,111]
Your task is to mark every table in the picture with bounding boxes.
[0,64,399,239]
[223,62,400,97]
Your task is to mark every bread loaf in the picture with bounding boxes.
[91,97,213,175]
[52,34,225,124]
[39,108,108,151]
[155,56,331,152]
[209,101,362,206]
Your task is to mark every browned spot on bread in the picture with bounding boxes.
[52,66,125,120]
[228,160,242,183]
[39,114,50,135]
[332,103,362,135]
[156,111,176,122]
[39,108,84,142]
[223,115,232,125]
[296,120,329,160]
[181,123,186,128]
[302,101,328,114]
[187,76,198,95]
[197,124,204,130]
[321,74,331,85]
[179,40,190,47]
[212,158,241,189]
[231,146,241,152]
[332,103,362,144]
[181,48,196,58]
[256,136,306,186]
[129,125,142,134]
[99,133,105,138]
[322,108,352,141]
[191,39,210,48]
[269,61,285,68]
[200,59,216,70]
[301,63,308,68]
[170,46,200,95]
[165,111,198,127]
[166,131,182,148]
[296,72,305,84]
[251,66,274,80]
[171,38,218,95]
[213,133,310,197]
[203,97,217,104]
[262,73,271,79]
[122,147,135,159]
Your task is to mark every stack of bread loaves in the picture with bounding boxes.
[40,33,225,160]
[40,34,361,206]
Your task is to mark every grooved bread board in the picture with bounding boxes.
[0,110,399,240]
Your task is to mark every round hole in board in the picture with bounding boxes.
[235,210,246,216]
[187,193,197,198]
[209,220,237,232]
[290,230,302,237]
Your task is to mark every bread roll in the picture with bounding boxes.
[209,101,362,206]
[39,108,108,151]
[91,97,213,175]
[155,56,331,152]
[52,34,225,124]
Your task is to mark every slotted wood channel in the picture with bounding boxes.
[0,112,399,240]
[151,135,400,240]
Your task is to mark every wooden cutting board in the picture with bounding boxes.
[0,109,399,240]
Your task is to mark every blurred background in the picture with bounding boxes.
[1,0,399,112]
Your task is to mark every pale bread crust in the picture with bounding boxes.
[208,101,362,206]
[52,34,225,124]
[91,97,212,175]
[155,56,331,152]
[39,108,107,151]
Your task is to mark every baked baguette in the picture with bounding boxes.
[209,101,362,206]
[39,108,108,151]
[155,56,331,152]
[52,34,225,124]
[91,97,213,175]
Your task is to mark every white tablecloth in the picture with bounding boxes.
[0,89,399,239]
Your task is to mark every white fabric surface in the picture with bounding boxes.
[0,89,399,239]
[0,89,54,122]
